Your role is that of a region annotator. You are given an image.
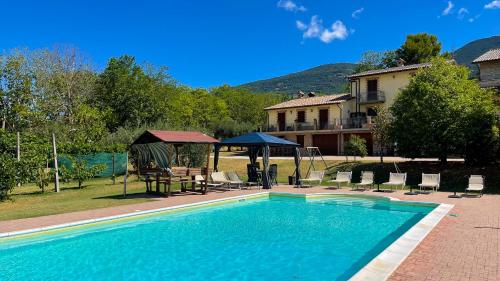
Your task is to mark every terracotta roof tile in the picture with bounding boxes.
[264,93,350,110]
[473,49,500,63]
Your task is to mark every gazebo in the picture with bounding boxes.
[130,130,219,196]
[213,132,301,189]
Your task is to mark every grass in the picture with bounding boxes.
[1,158,499,222]
[0,177,155,221]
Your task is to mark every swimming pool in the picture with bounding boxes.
[0,193,440,281]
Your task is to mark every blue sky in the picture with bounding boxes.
[0,0,499,87]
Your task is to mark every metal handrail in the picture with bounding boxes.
[359,90,385,103]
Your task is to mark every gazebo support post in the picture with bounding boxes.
[204,144,211,194]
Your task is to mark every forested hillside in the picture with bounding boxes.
[240,63,356,95]
[241,36,500,94]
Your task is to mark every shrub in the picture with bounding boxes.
[344,135,368,161]
[60,156,106,188]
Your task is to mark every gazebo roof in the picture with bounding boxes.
[218,132,299,147]
[132,130,219,145]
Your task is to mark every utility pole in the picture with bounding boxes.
[52,133,60,192]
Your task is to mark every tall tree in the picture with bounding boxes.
[93,55,172,130]
[371,107,392,163]
[395,33,442,64]
[390,58,498,164]
[353,51,385,74]
[0,50,37,132]
[33,46,96,126]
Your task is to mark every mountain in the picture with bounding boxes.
[240,36,500,95]
[453,35,500,77]
[240,63,356,95]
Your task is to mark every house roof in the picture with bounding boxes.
[264,93,351,110]
[473,49,500,63]
[347,62,430,79]
[132,130,219,145]
[218,132,299,147]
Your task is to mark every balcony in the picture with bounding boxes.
[359,91,385,104]
[265,117,374,132]
[295,122,315,131]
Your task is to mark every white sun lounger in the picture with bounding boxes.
[328,171,352,189]
[300,170,325,187]
[195,175,224,190]
[226,171,244,189]
[383,172,407,191]
[418,173,440,192]
[354,171,374,190]
[210,172,232,190]
[466,175,485,197]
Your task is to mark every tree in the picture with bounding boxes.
[0,155,21,200]
[212,85,284,130]
[371,107,393,163]
[344,135,368,161]
[93,55,173,130]
[390,58,498,164]
[33,46,96,126]
[353,51,385,74]
[60,156,106,188]
[395,33,442,64]
[0,50,38,132]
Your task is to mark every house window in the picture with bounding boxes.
[297,111,306,123]
[367,79,378,93]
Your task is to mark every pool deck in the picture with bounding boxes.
[1,186,499,281]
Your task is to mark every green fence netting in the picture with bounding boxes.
[58,152,128,177]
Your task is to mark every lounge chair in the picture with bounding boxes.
[383,173,407,191]
[466,175,485,197]
[354,171,374,191]
[210,172,232,190]
[195,175,224,190]
[300,170,325,187]
[328,171,352,189]
[226,171,244,189]
[418,173,440,193]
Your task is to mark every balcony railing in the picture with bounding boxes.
[295,122,315,131]
[359,91,385,104]
[265,117,374,132]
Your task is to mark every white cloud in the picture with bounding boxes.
[457,7,469,19]
[485,0,500,9]
[302,16,322,38]
[442,1,454,15]
[296,20,307,30]
[320,21,349,43]
[277,0,306,12]
[468,14,481,22]
[351,7,364,19]
[297,16,349,43]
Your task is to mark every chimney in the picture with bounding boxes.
[396,58,406,67]
[307,92,316,97]
[297,90,305,99]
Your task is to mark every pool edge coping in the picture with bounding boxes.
[349,201,454,281]
[0,192,270,240]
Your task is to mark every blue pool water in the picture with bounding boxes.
[0,195,436,281]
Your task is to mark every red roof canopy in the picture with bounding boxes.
[132,130,219,145]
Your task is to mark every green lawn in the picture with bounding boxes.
[1,158,499,221]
